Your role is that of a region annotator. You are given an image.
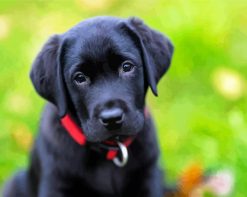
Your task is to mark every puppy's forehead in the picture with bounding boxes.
[69,16,123,34]
[64,17,141,62]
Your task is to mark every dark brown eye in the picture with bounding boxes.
[122,61,134,72]
[73,72,87,84]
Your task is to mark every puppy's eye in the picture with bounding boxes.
[121,61,135,72]
[73,72,87,84]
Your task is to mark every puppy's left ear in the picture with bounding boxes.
[30,35,68,117]
[123,17,174,96]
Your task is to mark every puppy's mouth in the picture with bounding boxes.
[101,135,134,148]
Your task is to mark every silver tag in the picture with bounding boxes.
[113,142,128,167]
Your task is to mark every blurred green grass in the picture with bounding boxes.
[0,0,247,196]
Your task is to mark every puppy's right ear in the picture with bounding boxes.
[30,35,67,117]
[122,17,174,96]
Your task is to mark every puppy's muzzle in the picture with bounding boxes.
[99,107,124,130]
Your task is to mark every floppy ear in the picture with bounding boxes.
[30,35,67,117]
[124,17,174,96]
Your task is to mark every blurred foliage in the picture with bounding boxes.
[0,0,247,196]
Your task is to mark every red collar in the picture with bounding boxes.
[60,107,149,160]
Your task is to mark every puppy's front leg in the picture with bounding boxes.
[38,174,66,197]
[139,164,164,197]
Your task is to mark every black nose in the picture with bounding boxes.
[99,108,124,130]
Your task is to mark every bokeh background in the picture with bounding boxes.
[0,0,246,196]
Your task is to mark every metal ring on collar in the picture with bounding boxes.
[113,142,128,167]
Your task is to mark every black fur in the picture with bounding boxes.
[4,16,174,197]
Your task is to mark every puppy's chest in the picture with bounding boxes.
[83,162,126,194]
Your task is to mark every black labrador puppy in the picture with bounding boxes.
[4,16,174,197]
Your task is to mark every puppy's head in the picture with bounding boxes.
[30,16,173,142]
